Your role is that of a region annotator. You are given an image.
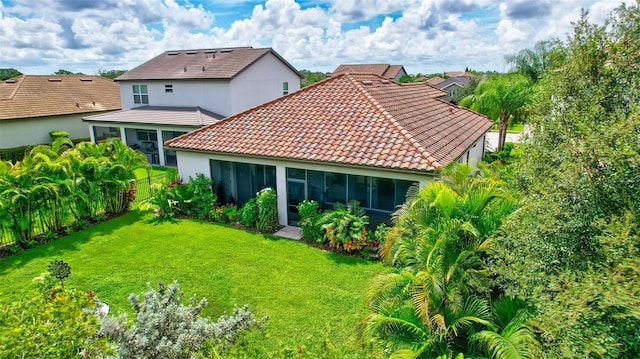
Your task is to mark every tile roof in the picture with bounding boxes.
[0,75,120,120]
[116,47,302,81]
[83,106,223,127]
[426,76,445,85]
[331,64,405,79]
[445,71,475,78]
[166,73,492,172]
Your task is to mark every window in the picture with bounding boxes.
[133,84,149,104]
[210,160,276,205]
[282,82,289,95]
[136,129,157,141]
[164,84,173,93]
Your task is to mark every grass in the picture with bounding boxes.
[489,123,525,133]
[134,165,177,179]
[0,210,388,356]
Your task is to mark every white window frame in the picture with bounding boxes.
[133,84,149,104]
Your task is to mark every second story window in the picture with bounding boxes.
[164,84,173,93]
[133,85,149,104]
[282,82,289,95]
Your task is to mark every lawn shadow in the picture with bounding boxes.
[0,209,147,276]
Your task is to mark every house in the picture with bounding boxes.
[0,75,120,151]
[166,73,492,226]
[433,76,471,101]
[445,71,475,78]
[330,64,407,81]
[425,76,445,86]
[83,47,302,166]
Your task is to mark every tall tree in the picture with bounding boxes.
[493,3,640,357]
[0,68,22,81]
[459,74,532,151]
[54,69,84,75]
[504,40,565,83]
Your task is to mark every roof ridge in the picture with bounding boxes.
[348,74,443,169]
[166,74,348,148]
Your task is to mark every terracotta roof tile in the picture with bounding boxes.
[0,75,120,120]
[166,73,492,172]
[331,64,404,79]
[116,47,301,81]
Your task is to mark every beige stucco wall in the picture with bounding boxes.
[0,112,107,149]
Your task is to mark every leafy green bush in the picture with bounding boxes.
[0,268,110,358]
[319,201,369,252]
[256,188,279,233]
[240,198,259,228]
[297,200,323,242]
[148,174,217,219]
[48,130,69,141]
[98,281,267,358]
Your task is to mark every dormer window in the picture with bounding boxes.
[133,85,149,104]
[282,82,289,95]
[164,84,173,93]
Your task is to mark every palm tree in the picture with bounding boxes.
[459,74,531,151]
[363,164,522,357]
[504,40,565,83]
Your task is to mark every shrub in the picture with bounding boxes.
[0,267,110,358]
[97,281,267,358]
[256,188,279,233]
[224,204,240,223]
[319,201,369,252]
[49,130,70,141]
[240,198,259,228]
[297,200,323,242]
[148,174,217,219]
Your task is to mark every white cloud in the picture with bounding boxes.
[0,0,630,75]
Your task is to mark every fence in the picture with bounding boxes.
[0,173,169,247]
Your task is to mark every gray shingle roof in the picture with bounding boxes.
[83,106,223,127]
[116,47,302,81]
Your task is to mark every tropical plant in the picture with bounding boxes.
[504,39,565,83]
[297,199,323,242]
[239,198,259,228]
[256,187,279,233]
[362,163,534,357]
[97,281,267,358]
[459,74,531,151]
[319,200,369,252]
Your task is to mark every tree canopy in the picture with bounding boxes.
[492,3,640,357]
[97,69,127,80]
[459,73,531,151]
[0,68,22,81]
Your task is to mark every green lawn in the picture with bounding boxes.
[134,165,178,179]
[0,210,388,356]
[488,123,525,133]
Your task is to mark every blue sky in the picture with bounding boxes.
[0,0,624,76]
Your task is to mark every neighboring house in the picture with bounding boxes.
[433,76,471,101]
[445,71,475,78]
[0,75,120,149]
[330,64,407,81]
[166,73,492,226]
[426,76,445,86]
[84,46,302,166]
